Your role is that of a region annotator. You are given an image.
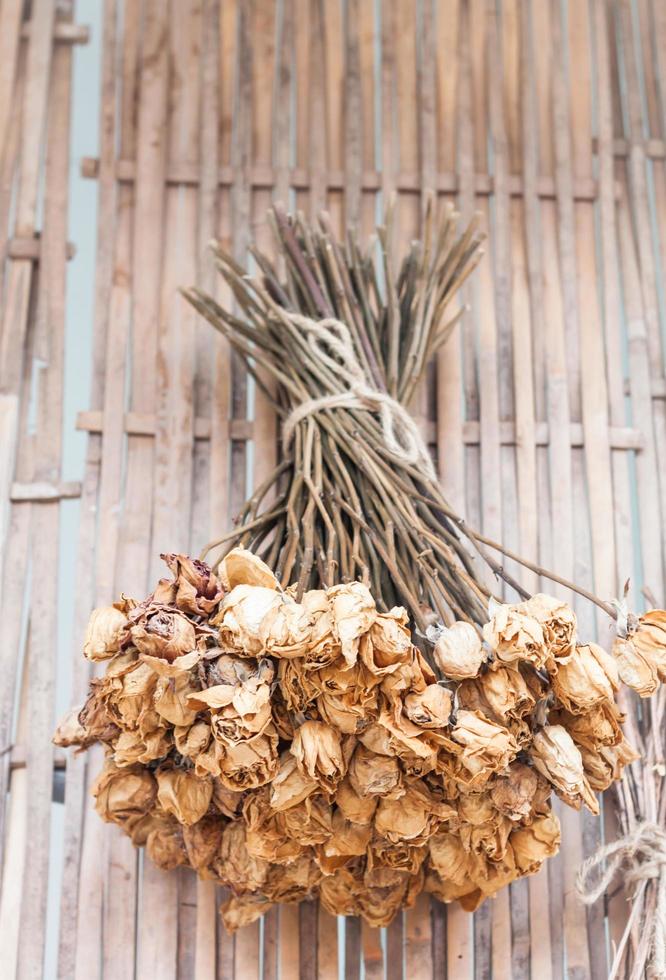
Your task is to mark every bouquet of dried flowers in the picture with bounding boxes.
[55,201,666,939]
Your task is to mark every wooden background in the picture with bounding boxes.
[0,0,665,977]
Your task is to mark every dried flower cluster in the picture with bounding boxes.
[55,548,666,932]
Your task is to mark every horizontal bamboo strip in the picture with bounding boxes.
[75,409,645,451]
[79,156,614,201]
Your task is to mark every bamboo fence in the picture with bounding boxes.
[0,1,665,977]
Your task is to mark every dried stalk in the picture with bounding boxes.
[183,197,615,634]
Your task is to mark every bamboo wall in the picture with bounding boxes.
[0,0,665,977]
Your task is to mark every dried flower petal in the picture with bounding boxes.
[156,768,213,825]
[483,603,548,669]
[551,643,618,713]
[530,725,598,814]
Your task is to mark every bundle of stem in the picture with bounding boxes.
[183,197,613,635]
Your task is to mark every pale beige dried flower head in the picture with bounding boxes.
[84,605,129,661]
[519,593,577,666]
[156,768,213,825]
[551,642,618,713]
[530,724,598,813]
[433,621,486,679]
[290,720,346,794]
[612,609,666,696]
[482,602,548,669]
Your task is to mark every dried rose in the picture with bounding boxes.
[483,602,547,669]
[612,610,666,696]
[449,710,518,785]
[490,763,539,822]
[92,760,157,836]
[374,784,455,845]
[182,815,226,872]
[316,661,379,734]
[156,768,213,825]
[327,582,377,667]
[154,553,224,616]
[84,605,129,661]
[217,729,279,792]
[53,704,88,748]
[187,655,273,744]
[404,685,452,729]
[319,867,363,918]
[263,853,321,903]
[433,621,486,680]
[551,643,618,713]
[457,665,535,731]
[130,605,197,669]
[278,657,323,713]
[335,777,378,825]
[145,819,188,871]
[269,753,318,810]
[213,821,268,893]
[290,720,346,795]
[367,837,426,875]
[220,894,272,933]
[348,744,402,798]
[579,737,638,791]
[511,812,560,875]
[153,673,199,728]
[520,594,576,665]
[530,725,598,813]
[316,810,371,873]
[359,608,412,677]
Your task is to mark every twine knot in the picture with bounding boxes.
[282,313,436,479]
[577,821,666,978]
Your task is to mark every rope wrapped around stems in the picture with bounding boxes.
[282,314,437,481]
[577,821,666,979]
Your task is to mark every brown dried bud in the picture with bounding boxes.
[449,710,518,786]
[551,643,618,713]
[92,760,157,836]
[130,607,197,668]
[156,768,213,826]
[520,594,577,666]
[290,720,346,795]
[433,622,486,680]
[483,603,548,669]
[404,685,452,729]
[348,744,402,798]
[84,605,129,661]
[530,725,598,813]
[613,610,666,696]
[510,812,560,875]
[155,553,224,616]
[490,763,539,822]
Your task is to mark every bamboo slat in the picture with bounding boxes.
[1,2,665,977]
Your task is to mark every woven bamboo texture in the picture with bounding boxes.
[1,1,665,977]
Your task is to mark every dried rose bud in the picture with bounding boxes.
[316,662,379,734]
[145,820,188,871]
[92,760,157,835]
[220,894,273,933]
[335,777,378,825]
[374,784,455,845]
[131,608,197,666]
[551,642,618,713]
[530,724,598,813]
[433,622,486,680]
[579,737,638,792]
[154,553,224,616]
[510,812,560,875]
[360,609,413,676]
[217,729,279,792]
[348,744,402,798]
[450,709,518,784]
[457,665,534,729]
[404,685,452,728]
[214,821,269,892]
[520,594,577,666]
[483,603,548,669]
[269,753,317,810]
[182,815,225,872]
[316,810,371,873]
[52,704,87,748]
[327,582,377,667]
[490,763,538,822]
[84,605,129,661]
[290,720,346,794]
[613,610,666,696]
[156,768,213,826]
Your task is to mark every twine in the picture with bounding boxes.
[282,314,436,480]
[576,821,666,978]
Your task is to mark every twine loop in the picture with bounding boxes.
[577,821,666,978]
[282,313,436,479]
